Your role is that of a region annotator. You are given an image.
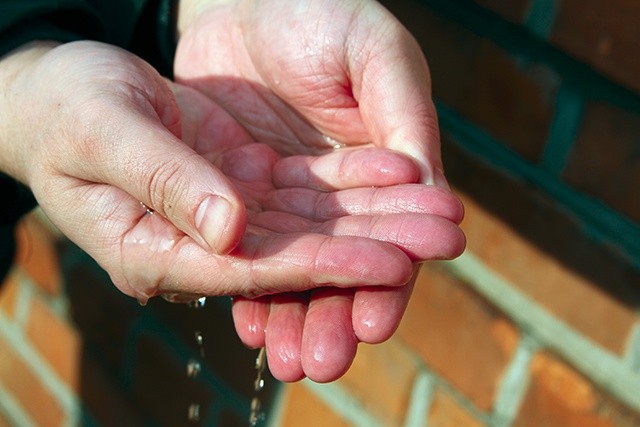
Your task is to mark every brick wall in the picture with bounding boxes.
[1,0,640,426]
[273,0,640,426]
[0,212,275,426]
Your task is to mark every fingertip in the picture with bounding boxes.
[435,221,467,261]
[231,297,268,349]
[352,282,415,344]
[266,350,306,383]
[195,194,246,254]
[264,294,307,383]
[301,289,358,383]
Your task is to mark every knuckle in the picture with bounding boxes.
[144,157,191,218]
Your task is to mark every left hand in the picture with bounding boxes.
[174,0,464,382]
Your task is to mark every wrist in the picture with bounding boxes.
[0,41,59,183]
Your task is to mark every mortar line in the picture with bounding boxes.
[444,251,640,410]
[623,322,640,372]
[437,101,640,271]
[302,379,385,427]
[0,311,81,422]
[14,271,34,329]
[0,381,35,427]
[404,369,435,427]
[416,364,494,426]
[491,334,539,427]
[524,0,558,39]
[540,86,584,176]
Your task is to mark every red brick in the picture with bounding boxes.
[380,1,555,162]
[338,339,419,426]
[0,273,19,319]
[397,263,519,411]
[472,0,530,23]
[427,389,485,427]
[279,382,351,427]
[458,190,638,355]
[550,0,640,93]
[25,296,81,390]
[0,412,11,427]
[0,332,66,427]
[563,101,640,223]
[453,43,556,162]
[14,213,62,296]
[514,351,640,427]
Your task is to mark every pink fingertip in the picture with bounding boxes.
[353,279,416,344]
[301,289,358,383]
[231,297,269,349]
[264,294,308,382]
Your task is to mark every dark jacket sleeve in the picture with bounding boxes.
[0,0,176,281]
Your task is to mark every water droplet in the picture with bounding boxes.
[194,331,203,346]
[255,347,266,371]
[188,296,207,309]
[139,201,154,214]
[137,298,148,307]
[187,359,201,378]
[249,348,267,425]
[162,293,205,304]
[188,403,200,422]
[249,397,261,426]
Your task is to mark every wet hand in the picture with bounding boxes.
[0,41,416,303]
[174,0,466,382]
[172,83,464,382]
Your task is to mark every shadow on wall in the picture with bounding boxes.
[380,0,640,311]
[60,241,278,426]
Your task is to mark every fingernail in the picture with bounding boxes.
[195,195,232,252]
[432,168,451,191]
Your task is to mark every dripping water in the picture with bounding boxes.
[166,294,269,425]
[188,403,201,422]
[187,296,207,423]
[249,347,267,426]
[187,359,202,378]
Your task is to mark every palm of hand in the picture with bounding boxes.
[173,81,463,382]
[116,84,429,305]
[175,0,425,155]
[174,0,460,382]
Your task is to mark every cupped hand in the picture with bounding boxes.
[171,83,464,382]
[1,40,420,303]
[175,0,464,382]
[176,0,443,179]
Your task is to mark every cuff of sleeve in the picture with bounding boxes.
[0,223,16,285]
[0,173,37,226]
[0,19,90,59]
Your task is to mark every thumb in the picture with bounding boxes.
[77,107,246,254]
[352,13,449,188]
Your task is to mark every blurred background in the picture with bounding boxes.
[1,0,640,425]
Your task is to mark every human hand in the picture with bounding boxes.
[175,0,464,382]
[176,0,444,179]
[0,41,420,303]
[172,83,464,383]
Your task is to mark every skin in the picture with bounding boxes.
[0,0,465,385]
[0,40,453,298]
[175,0,465,382]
